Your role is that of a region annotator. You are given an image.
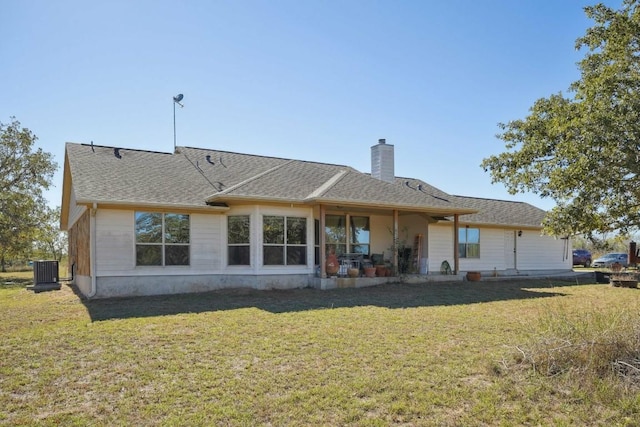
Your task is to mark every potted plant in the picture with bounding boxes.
[326,250,339,276]
[466,271,481,281]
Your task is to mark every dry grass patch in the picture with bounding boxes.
[1,273,640,425]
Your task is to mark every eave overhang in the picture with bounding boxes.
[74,199,230,212]
[205,194,478,217]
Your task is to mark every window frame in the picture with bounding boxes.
[349,216,370,256]
[325,214,347,256]
[324,214,371,257]
[458,226,480,259]
[135,212,190,266]
[262,215,307,266]
[228,215,251,266]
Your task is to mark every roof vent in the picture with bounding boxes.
[206,155,214,165]
[114,148,122,159]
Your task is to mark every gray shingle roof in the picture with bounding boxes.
[66,143,216,207]
[452,195,546,228]
[64,142,545,228]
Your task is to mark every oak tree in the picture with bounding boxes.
[482,1,640,237]
[0,118,57,271]
[33,206,68,262]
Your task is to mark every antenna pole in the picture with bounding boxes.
[172,93,184,153]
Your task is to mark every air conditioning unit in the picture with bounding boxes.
[33,260,59,285]
[26,260,62,293]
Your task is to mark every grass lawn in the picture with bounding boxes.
[2,272,640,426]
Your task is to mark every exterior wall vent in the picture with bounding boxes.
[371,138,395,183]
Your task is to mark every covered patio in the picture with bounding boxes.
[315,200,475,286]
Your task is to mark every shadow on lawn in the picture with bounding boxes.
[1,276,33,290]
[79,277,592,322]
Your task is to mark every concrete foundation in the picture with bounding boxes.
[76,269,577,299]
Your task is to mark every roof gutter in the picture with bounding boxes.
[304,198,478,216]
[451,220,544,230]
[205,194,478,216]
[207,194,478,216]
[76,200,229,212]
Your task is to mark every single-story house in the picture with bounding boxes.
[60,139,572,298]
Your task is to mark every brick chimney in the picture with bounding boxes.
[371,138,394,183]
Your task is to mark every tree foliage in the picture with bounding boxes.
[33,206,68,262]
[481,0,640,237]
[0,118,57,271]
[572,232,631,254]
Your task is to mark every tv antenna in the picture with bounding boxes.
[173,93,184,151]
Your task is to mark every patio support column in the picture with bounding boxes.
[393,209,399,275]
[453,214,459,274]
[320,204,326,278]
[345,213,351,253]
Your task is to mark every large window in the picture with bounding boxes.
[350,216,370,255]
[135,212,190,266]
[263,216,307,265]
[458,227,480,258]
[228,215,250,265]
[324,215,370,256]
[325,215,346,256]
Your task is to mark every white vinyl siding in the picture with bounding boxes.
[190,214,222,269]
[368,215,393,256]
[428,225,454,273]
[95,209,225,276]
[67,185,87,229]
[96,209,136,273]
[428,224,571,273]
[515,232,571,270]
[430,225,505,272]
[458,228,504,271]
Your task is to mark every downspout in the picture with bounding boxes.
[88,203,97,298]
[514,230,518,272]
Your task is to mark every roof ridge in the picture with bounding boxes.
[179,146,350,169]
[74,142,172,156]
[454,195,528,204]
[304,169,350,200]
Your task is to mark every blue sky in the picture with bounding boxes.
[2,0,622,212]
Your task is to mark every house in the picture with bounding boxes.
[60,139,572,298]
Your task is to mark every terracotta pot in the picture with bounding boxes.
[326,254,339,275]
[375,265,386,277]
[466,271,481,281]
[348,268,359,278]
[364,267,376,278]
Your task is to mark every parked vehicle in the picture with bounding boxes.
[572,249,592,267]
[592,253,628,268]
